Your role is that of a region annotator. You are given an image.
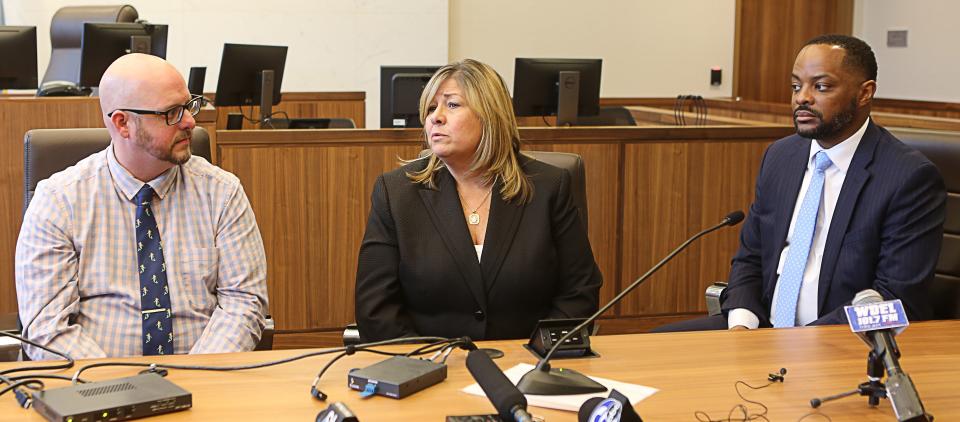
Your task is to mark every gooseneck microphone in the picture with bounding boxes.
[852,290,931,422]
[466,349,534,422]
[517,210,745,395]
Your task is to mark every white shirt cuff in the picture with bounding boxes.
[728,308,760,329]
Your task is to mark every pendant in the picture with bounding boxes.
[468,212,481,225]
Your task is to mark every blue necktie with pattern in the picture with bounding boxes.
[135,185,174,355]
[772,151,833,328]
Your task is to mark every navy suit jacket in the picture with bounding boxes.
[355,156,602,341]
[721,120,946,326]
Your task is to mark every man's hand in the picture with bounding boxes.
[729,325,749,331]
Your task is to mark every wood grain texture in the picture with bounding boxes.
[1,320,957,421]
[734,0,854,103]
[217,126,792,335]
[619,140,770,316]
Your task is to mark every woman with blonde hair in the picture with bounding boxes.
[355,59,602,341]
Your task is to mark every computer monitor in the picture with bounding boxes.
[380,66,440,128]
[215,43,287,123]
[79,23,168,87]
[0,26,38,89]
[512,58,602,126]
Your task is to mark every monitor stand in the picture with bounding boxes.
[556,70,580,126]
[259,69,275,126]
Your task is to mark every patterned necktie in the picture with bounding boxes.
[772,151,833,328]
[135,185,174,355]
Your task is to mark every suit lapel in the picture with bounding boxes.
[418,170,487,310]
[768,137,811,298]
[480,179,525,294]
[817,122,879,312]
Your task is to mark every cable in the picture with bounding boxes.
[693,374,832,422]
[0,331,75,376]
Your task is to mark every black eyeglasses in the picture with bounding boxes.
[107,95,206,126]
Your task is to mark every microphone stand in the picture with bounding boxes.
[516,211,744,395]
[811,351,886,408]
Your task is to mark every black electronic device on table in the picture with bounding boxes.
[524,318,598,359]
[379,65,441,128]
[512,58,602,126]
[31,372,191,422]
[214,43,288,126]
[347,356,447,399]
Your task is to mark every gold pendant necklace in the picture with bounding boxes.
[459,187,492,225]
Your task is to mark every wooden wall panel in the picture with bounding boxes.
[217,126,791,341]
[734,0,854,103]
[619,140,769,316]
[219,141,421,331]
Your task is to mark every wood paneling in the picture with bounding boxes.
[874,98,960,119]
[734,0,854,103]
[217,125,792,337]
[210,91,366,131]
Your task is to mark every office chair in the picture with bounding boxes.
[705,127,960,320]
[344,150,590,345]
[286,118,356,129]
[42,4,139,87]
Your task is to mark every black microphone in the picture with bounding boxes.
[851,290,932,422]
[466,349,534,422]
[517,211,745,395]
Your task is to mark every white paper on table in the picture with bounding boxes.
[461,363,658,412]
[0,336,20,347]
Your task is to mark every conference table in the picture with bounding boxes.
[1,320,956,421]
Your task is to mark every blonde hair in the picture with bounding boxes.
[406,59,532,204]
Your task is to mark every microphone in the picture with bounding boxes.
[466,349,534,422]
[851,290,931,422]
[517,210,745,395]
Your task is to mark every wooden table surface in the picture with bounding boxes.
[1,320,956,421]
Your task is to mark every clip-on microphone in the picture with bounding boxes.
[516,211,745,395]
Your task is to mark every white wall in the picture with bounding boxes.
[448,0,736,98]
[1,0,448,128]
[854,0,960,102]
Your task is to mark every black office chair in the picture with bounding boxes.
[21,127,274,350]
[286,118,356,129]
[344,150,590,345]
[705,127,960,320]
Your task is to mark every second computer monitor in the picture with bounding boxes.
[79,23,168,87]
[513,58,602,124]
[380,66,440,128]
[0,26,38,89]
[215,43,288,108]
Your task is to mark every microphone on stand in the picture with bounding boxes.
[466,349,534,422]
[517,211,745,395]
[851,290,931,422]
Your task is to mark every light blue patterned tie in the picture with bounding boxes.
[135,185,174,355]
[772,151,833,328]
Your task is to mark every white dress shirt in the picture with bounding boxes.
[729,118,870,329]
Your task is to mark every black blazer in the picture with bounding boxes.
[721,121,946,326]
[355,156,602,341]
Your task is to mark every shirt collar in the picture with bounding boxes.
[106,144,180,202]
[808,117,870,174]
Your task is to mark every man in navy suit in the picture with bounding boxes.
[655,34,946,332]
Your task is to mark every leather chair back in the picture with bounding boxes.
[417,150,589,230]
[42,5,138,84]
[23,126,211,211]
[891,127,960,319]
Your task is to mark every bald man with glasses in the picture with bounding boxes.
[15,54,269,360]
